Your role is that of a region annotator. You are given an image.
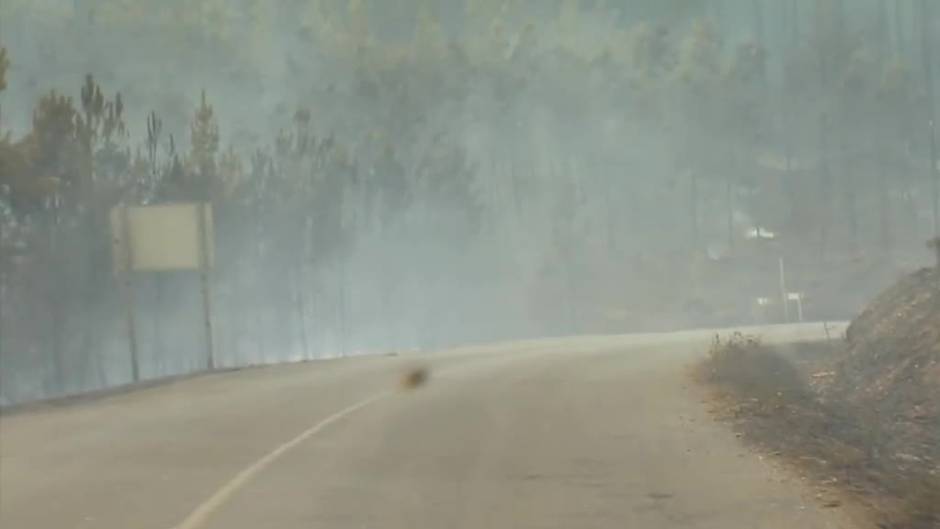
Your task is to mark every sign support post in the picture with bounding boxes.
[197,203,215,370]
[111,202,215,378]
[778,257,790,323]
[119,204,141,382]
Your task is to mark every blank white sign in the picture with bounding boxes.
[111,203,213,272]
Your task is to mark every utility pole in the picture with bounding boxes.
[119,206,141,382]
[197,203,215,370]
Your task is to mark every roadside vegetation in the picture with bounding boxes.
[699,265,940,528]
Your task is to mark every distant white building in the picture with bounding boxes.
[745,226,776,241]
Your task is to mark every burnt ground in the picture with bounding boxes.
[697,335,939,529]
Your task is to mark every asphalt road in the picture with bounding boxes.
[0,324,862,529]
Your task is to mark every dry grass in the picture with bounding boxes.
[698,337,939,529]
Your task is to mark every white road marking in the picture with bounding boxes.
[173,392,389,529]
[171,360,502,529]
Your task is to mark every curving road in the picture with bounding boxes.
[0,324,863,529]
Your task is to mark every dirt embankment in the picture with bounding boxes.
[834,267,940,462]
[698,268,940,529]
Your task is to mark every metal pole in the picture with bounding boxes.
[779,257,790,323]
[119,205,140,382]
[197,203,216,370]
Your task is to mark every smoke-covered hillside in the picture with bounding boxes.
[0,0,938,404]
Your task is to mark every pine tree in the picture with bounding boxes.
[190,90,220,200]
[0,47,8,93]
[0,47,8,126]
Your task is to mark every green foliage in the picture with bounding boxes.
[0,47,10,128]
[32,91,81,176]
[628,22,672,78]
[8,90,86,206]
[674,19,722,88]
[0,1,934,257]
[145,111,162,177]
[188,90,220,199]
[76,75,126,153]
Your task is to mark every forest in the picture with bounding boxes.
[0,0,938,405]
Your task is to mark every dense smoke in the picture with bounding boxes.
[0,1,938,404]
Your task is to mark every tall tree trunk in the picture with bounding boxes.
[894,0,904,54]
[726,175,734,251]
[878,152,893,252]
[922,0,938,236]
[877,0,889,60]
[753,0,765,53]
[709,0,724,29]
[602,172,615,255]
[563,244,578,334]
[44,203,69,394]
[791,0,800,47]
[815,0,830,86]
[753,0,768,87]
[831,0,857,252]
[844,170,859,252]
[835,0,846,39]
[690,170,699,252]
[294,261,310,360]
[254,205,266,361]
[815,2,832,258]
[819,115,834,259]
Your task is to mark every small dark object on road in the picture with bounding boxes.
[401,367,429,390]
